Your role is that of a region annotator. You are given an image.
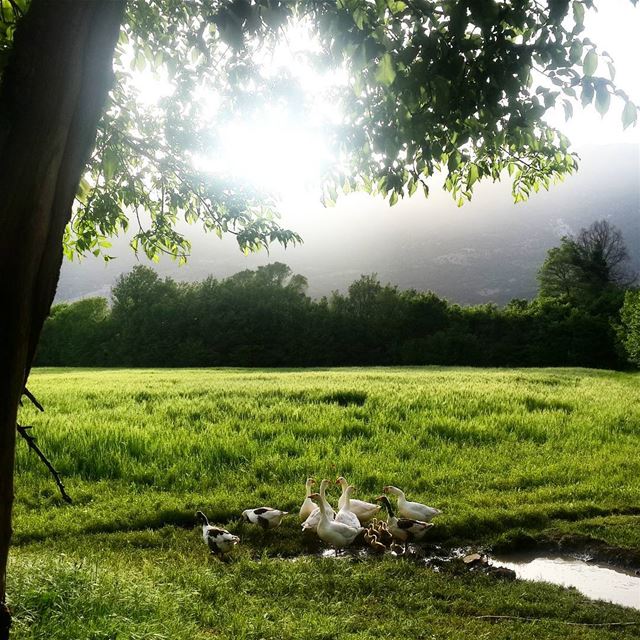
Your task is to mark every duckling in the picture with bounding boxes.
[336,477,381,523]
[242,507,288,529]
[383,485,441,521]
[370,538,387,553]
[376,495,434,552]
[309,492,363,552]
[374,520,394,546]
[364,528,386,552]
[196,511,240,557]
[302,479,335,532]
[299,477,317,521]
[334,485,361,528]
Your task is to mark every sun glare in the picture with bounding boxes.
[131,19,344,207]
[130,6,639,214]
[197,109,332,201]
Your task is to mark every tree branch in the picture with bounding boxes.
[473,615,638,627]
[17,424,72,504]
[22,387,44,412]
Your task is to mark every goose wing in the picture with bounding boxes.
[206,526,239,552]
[335,508,360,528]
[400,500,441,521]
[396,518,434,540]
[323,520,363,545]
[350,499,381,522]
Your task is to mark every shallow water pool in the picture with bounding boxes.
[492,553,640,610]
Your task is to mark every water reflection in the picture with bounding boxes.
[492,553,640,610]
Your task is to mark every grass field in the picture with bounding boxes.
[9,367,640,638]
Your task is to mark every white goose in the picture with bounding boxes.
[383,486,442,522]
[336,476,381,523]
[334,485,362,528]
[309,492,363,551]
[376,495,434,550]
[242,507,288,529]
[196,511,240,556]
[301,479,335,532]
[299,477,317,521]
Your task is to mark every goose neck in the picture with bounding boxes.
[382,497,395,519]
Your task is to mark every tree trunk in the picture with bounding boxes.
[0,1,124,636]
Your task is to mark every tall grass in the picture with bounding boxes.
[15,367,640,546]
[8,367,640,639]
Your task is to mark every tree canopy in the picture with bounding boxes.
[620,290,640,366]
[2,0,638,264]
[538,219,637,302]
[36,260,629,370]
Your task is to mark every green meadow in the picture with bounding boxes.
[9,367,640,639]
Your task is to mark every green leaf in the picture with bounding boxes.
[581,81,594,107]
[468,164,479,188]
[622,100,637,129]
[432,76,450,112]
[375,53,396,87]
[387,0,407,14]
[353,7,367,29]
[573,2,585,27]
[103,147,118,182]
[569,41,583,65]
[583,50,597,76]
[134,50,146,72]
[595,84,610,116]
[447,152,461,172]
[389,190,398,206]
[563,100,573,121]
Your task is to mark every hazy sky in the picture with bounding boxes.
[58,4,640,302]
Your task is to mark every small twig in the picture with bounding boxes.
[473,615,638,627]
[23,387,44,412]
[17,424,72,504]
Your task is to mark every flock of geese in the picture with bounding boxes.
[197,476,442,558]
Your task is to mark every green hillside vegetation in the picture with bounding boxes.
[10,367,640,639]
[36,262,631,369]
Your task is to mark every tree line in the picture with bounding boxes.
[36,220,639,370]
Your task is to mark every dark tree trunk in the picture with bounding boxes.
[0,1,124,636]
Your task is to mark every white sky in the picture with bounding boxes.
[544,0,640,144]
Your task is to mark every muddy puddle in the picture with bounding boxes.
[491,552,640,610]
[287,545,640,610]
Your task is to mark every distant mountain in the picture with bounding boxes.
[56,143,639,306]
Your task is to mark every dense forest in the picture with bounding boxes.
[36,222,640,370]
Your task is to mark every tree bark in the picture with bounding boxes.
[0,1,124,636]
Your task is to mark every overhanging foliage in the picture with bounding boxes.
[1,0,638,261]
